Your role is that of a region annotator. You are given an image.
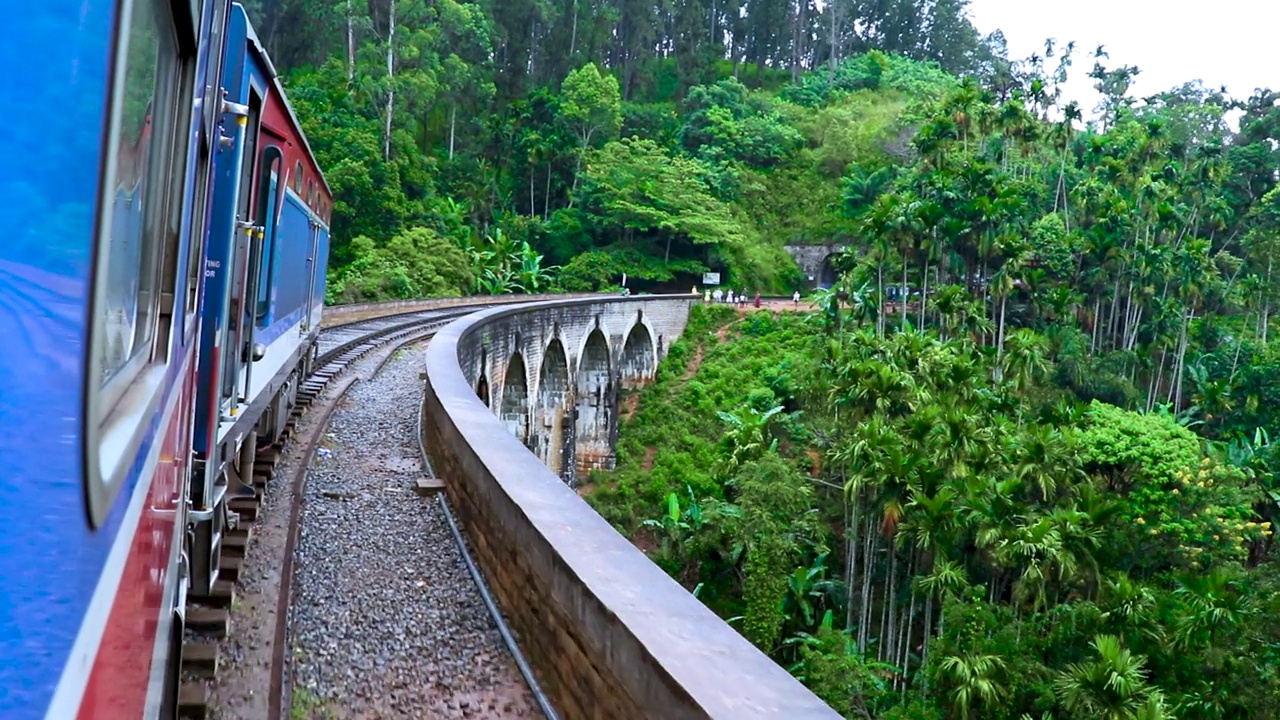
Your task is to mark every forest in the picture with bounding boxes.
[241,0,1280,717]
[242,0,1012,300]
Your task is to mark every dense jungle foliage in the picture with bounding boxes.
[241,0,1280,716]
[242,0,1010,301]
[594,303,1280,719]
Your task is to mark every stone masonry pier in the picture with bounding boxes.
[420,294,840,720]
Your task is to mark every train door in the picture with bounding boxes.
[302,220,319,333]
[219,85,263,413]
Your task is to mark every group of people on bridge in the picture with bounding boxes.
[705,287,759,307]
[695,287,806,308]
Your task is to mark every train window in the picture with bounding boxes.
[98,0,170,385]
[294,161,303,194]
[87,0,194,527]
[255,146,283,321]
[185,125,210,319]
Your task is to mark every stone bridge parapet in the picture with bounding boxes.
[420,294,840,720]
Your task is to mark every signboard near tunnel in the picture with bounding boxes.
[702,272,720,285]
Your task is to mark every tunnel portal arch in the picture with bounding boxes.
[818,253,839,288]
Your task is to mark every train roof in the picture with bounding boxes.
[240,5,332,199]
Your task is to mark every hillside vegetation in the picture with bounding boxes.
[590,304,1280,719]
[242,0,1012,299]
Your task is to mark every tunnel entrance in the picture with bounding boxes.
[574,330,613,478]
[817,254,839,289]
[499,353,529,446]
[534,339,570,478]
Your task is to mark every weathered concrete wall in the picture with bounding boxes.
[421,295,841,720]
[783,244,848,288]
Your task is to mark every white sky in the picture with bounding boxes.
[965,0,1280,124]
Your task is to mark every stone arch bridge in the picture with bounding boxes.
[460,297,680,486]
[422,294,838,720]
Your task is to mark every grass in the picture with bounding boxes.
[290,686,334,720]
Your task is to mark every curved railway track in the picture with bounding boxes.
[179,300,557,720]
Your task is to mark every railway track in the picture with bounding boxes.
[176,301,554,720]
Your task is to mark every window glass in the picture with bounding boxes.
[100,0,176,386]
[255,147,282,320]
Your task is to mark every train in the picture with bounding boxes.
[3,1,332,718]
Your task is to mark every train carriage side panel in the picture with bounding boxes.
[0,1,110,709]
[0,0,223,718]
[186,3,332,600]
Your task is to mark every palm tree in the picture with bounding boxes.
[915,558,969,700]
[1172,566,1251,652]
[1054,634,1168,720]
[1001,329,1053,394]
[939,652,1006,720]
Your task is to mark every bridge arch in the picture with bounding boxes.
[620,318,656,390]
[474,349,491,407]
[574,328,613,478]
[533,337,571,478]
[498,352,529,445]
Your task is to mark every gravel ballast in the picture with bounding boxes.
[288,343,538,719]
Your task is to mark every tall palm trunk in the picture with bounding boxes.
[1173,309,1195,408]
[1090,297,1102,353]
[858,521,875,652]
[827,1,838,75]
[881,539,898,662]
[922,592,934,699]
[901,260,909,330]
[994,290,1008,381]
[1148,347,1167,412]
[1264,258,1273,343]
[845,491,861,633]
[1107,270,1124,350]
[382,0,396,161]
[900,554,918,693]
[919,259,929,329]
[448,104,457,160]
[544,162,552,219]
[346,0,355,82]
[569,0,578,57]
[877,262,885,338]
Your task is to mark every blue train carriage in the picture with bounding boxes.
[2,0,237,718]
[189,2,333,603]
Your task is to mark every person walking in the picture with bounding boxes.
[754,292,761,308]
[793,290,801,306]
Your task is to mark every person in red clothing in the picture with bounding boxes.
[754,292,761,308]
